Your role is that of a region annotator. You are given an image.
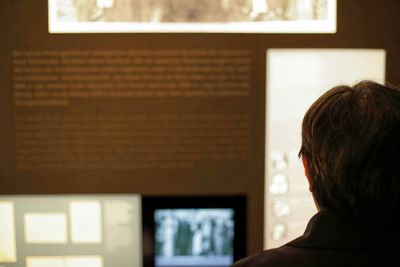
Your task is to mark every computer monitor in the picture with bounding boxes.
[142,196,246,267]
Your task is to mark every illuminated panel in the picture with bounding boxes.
[0,202,17,262]
[103,197,142,267]
[26,256,103,267]
[48,0,336,33]
[24,213,67,243]
[70,201,102,243]
[1,195,141,267]
[265,49,386,248]
[26,257,64,267]
[66,256,103,267]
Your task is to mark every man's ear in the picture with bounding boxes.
[302,157,313,192]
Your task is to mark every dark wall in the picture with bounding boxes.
[1,0,399,255]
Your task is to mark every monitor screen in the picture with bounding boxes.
[142,196,246,267]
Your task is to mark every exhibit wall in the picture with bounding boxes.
[1,0,400,260]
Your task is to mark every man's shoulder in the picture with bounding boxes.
[231,246,292,267]
[231,253,261,267]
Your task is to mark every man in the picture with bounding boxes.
[233,80,400,267]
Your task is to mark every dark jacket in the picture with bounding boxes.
[232,211,400,267]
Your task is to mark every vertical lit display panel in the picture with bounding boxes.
[70,202,102,243]
[265,49,386,248]
[0,202,17,262]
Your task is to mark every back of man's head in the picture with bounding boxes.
[299,80,400,223]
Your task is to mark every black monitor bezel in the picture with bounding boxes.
[142,195,247,267]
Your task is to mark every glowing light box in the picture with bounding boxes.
[70,201,102,243]
[0,195,142,267]
[26,256,103,267]
[24,213,68,244]
[0,202,17,262]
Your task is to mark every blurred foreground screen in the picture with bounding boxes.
[265,49,386,248]
[0,195,142,267]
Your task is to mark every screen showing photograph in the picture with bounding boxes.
[48,0,336,33]
[154,209,234,267]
